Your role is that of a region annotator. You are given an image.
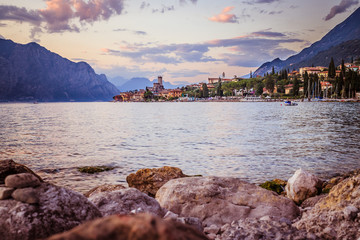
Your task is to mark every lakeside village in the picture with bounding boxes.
[113,58,360,102]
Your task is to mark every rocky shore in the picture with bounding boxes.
[1,160,360,240]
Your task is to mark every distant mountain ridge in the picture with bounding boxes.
[112,77,184,92]
[254,7,360,76]
[0,39,119,101]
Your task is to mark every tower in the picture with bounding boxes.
[158,76,163,86]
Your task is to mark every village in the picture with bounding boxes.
[113,59,360,102]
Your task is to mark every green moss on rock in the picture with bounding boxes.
[78,166,114,174]
[259,180,285,195]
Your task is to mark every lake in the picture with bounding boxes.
[1,102,359,193]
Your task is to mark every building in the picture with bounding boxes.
[208,78,233,84]
[299,67,327,75]
[169,89,183,98]
[284,84,293,95]
[147,76,165,93]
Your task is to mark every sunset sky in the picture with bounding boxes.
[0,0,359,84]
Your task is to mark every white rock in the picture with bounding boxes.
[285,169,322,204]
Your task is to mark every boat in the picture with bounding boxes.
[284,100,298,106]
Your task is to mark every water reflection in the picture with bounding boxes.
[0,102,359,193]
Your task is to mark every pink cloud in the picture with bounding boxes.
[39,0,75,32]
[209,6,238,23]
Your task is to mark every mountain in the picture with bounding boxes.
[254,7,360,76]
[0,39,119,101]
[289,39,360,70]
[108,76,129,90]
[118,77,184,91]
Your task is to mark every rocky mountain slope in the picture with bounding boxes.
[254,7,360,76]
[0,39,119,101]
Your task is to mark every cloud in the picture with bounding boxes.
[169,69,209,78]
[102,32,303,68]
[244,0,280,4]
[324,0,359,21]
[152,5,175,14]
[0,5,42,24]
[0,0,125,34]
[140,2,150,9]
[209,6,238,23]
[179,0,198,5]
[114,28,147,35]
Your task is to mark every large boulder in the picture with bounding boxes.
[88,188,165,217]
[0,160,42,184]
[156,176,300,228]
[126,166,188,197]
[46,213,208,240]
[286,169,323,204]
[294,173,360,239]
[0,182,102,240]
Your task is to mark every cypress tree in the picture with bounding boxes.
[271,66,275,75]
[328,57,336,78]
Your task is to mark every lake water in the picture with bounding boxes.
[1,102,359,193]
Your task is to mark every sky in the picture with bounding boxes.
[0,0,359,85]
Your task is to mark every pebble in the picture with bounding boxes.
[0,187,14,200]
[5,173,41,188]
[12,187,39,204]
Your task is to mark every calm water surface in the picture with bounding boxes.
[1,102,359,193]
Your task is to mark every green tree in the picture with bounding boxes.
[217,80,223,97]
[255,81,264,96]
[328,57,336,78]
[292,77,300,96]
[144,90,153,100]
[202,83,209,98]
[265,75,275,94]
[271,66,275,75]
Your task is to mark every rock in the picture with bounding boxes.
[0,160,42,184]
[163,210,203,232]
[204,224,220,235]
[88,188,165,217]
[0,182,101,240]
[0,186,14,200]
[84,184,126,197]
[126,166,188,197]
[11,187,39,204]
[218,218,318,240]
[300,194,327,208]
[5,173,41,188]
[259,180,285,194]
[294,173,360,239]
[46,213,208,240]
[156,176,300,228]
[286,169,323,204]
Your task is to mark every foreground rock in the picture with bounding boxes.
[0,182,101,240]
[286,169,323,204]
[88,188,165,217]
[0,160,42,184]
[294,173,360,239]
[126,166,188,197]
[156,176,300,228]
[46,213,208,240]
[218,217,318,240]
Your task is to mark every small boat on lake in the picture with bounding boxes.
[284,100,298,106]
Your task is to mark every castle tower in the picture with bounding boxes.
[158,76,163,86]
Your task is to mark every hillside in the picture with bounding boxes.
[254,7,360,76]
[118,77,184,92]
[289,39,360,70]
[0,39,119,101]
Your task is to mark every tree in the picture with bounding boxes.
[202,83,209,98]
[292,77,300,96]
[217,80,223,97]
[144,90,153,100]
[255,81,264,96]
[250,71,253,78]
[328,57,336,78]
[265,75,275,94]
[271,66,275,75]
[303,71,310,99]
